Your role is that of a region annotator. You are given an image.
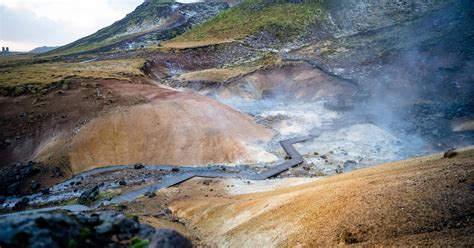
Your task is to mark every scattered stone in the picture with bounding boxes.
[7,182,20,195]
[51,167,63,177]
[119,180,127,186]
[134,163,145,170]
[95,222,113,234]
[343,160,358,171]
[149,229,192,248]
[144,191,156,198]
[443,149,458,158]
[31,180,41,191]
[0,195,5,204]
[313,151,319,155]
[78,186,100,204]
[118,204,128,210]
[155,208,172,218]
[320,155,328,159]
[41,188,50,195]
[0,211,164,247]
[13,197,30,210]
[171,167,180,172]
[202,179,212,186]
[289,167,308,177]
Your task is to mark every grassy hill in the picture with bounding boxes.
[166,0,323,47]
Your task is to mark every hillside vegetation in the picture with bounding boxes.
[167,0,322,46]
[0,59,145,96]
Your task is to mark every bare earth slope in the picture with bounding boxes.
[68,90,274,173]
[1,78,273,180]
[171,147,474,247]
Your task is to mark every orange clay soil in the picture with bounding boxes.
[169,147,474,247]
[67,90,273,173]
[1,77,273,186]
[217,62,358,101]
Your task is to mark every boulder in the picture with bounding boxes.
[134,163,145,169]
[31,180,41,191]
[7,182,20,195]
[443,148,458,158]
[78,186,100,204]
[149,229,192,248]
[144,191,156,198]
[13,197,30,210]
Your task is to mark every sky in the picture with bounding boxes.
[0,0,198,52]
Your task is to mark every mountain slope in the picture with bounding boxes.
[166,0,324,48]
[28,46,59,54]
[166,0,453,48]
[170,147,474,246]
[49,0,228,56]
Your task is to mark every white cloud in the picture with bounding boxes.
[0,0,204,51]
[0,0,143,51]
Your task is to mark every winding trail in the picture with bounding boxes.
[1,135,315,217]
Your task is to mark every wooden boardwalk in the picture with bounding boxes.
[1,135,316,217]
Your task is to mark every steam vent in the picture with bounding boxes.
[0,0,473,247]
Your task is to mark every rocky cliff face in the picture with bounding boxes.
[320,0,453,35]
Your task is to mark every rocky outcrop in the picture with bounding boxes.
[0,211,191,248]
[320,0,453,35]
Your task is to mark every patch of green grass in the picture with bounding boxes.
[97,191,121,201]
[170,0,322,44]
[61,198,79,206]
[130,237,150,248]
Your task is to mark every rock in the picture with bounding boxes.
[171,167,180,172]
[313,151,319,155]
[0,210,159,247]
[51,167,63,177]
[343,160,357,171]
[31,180,41,191]
[113,216,140,234]
[41,188,50,195]
[134,163,145,169]
[95,222,114,234]
[0,195,5,204]
[202,179,212,186]
[443,149,458,158]
[13,197,30,210]
[289,167,308,177]
[155,208,172,217]
[119,180,127,186]
[149,229,192,248]
[144,191,156,198]
[7,182,20,195]
[78,186,100,204]
[320,155,328,159]
[138,224,156,239]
